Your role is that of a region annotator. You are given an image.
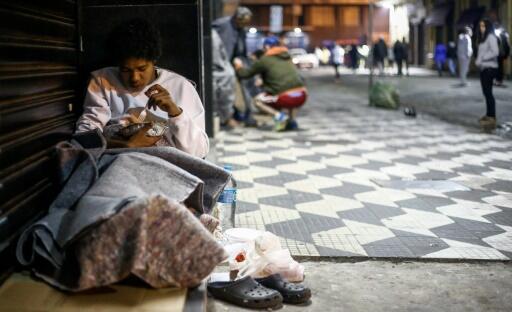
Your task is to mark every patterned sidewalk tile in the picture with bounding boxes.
[216,88,512,260]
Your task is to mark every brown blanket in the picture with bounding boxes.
[77,195,226,290]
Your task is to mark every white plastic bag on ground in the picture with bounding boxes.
[225,230,305,282]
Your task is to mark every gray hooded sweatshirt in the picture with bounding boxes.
[475,34,499,69]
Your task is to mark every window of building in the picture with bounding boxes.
[307,6,335,27]
[340,6,359,27]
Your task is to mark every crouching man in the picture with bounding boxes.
[76,18,209,158]
[234,36,307,131]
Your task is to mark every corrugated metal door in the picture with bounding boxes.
[0,0,79,280]
[81,0,213,136]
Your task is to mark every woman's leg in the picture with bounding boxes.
[480,69,496,118]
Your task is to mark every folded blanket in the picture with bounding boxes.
[16,130,230,291]
[77,195,227,290]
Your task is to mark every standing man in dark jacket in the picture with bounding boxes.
[447,41,457,76]
[393,40,406,76]
[212,7,257,126]
[495,26,510,87]
[373,38,388,75]
[349,44,360,72]
[234,36,306,131]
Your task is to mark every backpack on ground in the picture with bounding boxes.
[369,81,400,109]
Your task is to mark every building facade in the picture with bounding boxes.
[237,0,391,48]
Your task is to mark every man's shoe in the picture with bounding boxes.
[244,116,258,128]
[273,112,289,131]
[220,118,240,131]
[233,110,244,122]
[285,119,298,130]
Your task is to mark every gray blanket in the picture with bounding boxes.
[16,130,230,290]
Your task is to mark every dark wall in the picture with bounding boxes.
[0,0,212,283]
[0,0,79,281]
[81,0,213,136]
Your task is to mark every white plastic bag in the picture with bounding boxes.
[230,231,304,282]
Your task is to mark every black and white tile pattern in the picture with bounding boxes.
[216,91,512,260]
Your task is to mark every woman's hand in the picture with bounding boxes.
[145,84,182,117]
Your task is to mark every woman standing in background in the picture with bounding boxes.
[475,18,500,130]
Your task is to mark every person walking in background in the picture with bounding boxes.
[447,41,457,76]
[331,43,344,79]
[475,18,500,130]
[457,26,473,87]
[494,25,510,87]
[434,43,447,76]
[373,38,388,76]
[387,45,395,75]
[314,46,323,64]
[320,46,331,66]
[393,39,406,76]
[402,38,410,76]
[349,44,360,72]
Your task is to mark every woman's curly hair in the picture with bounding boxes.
[108,18,162,64]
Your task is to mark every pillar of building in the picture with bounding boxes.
[292,0,301,27]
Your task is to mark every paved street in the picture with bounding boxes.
[215,69,512,260]
[210,261,512,312]
[308,66,512,131]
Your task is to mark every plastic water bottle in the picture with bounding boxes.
[217,164,237,230]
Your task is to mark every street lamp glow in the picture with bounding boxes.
[294,27,302,33]
[378,0,394,9]
[249,27,257,34]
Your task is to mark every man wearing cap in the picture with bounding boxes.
[234,36,306,131]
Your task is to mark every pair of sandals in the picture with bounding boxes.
[207,273,311,309]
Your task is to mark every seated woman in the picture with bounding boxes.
[76,18,209,158]
[234,36,307,131]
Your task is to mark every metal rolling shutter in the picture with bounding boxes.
[82,0,213,136]
[0,0,79,280]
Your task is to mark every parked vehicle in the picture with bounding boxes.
[289,48,319,69]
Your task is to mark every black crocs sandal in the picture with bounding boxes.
[255,274,311,304]
[207,275,283,309]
